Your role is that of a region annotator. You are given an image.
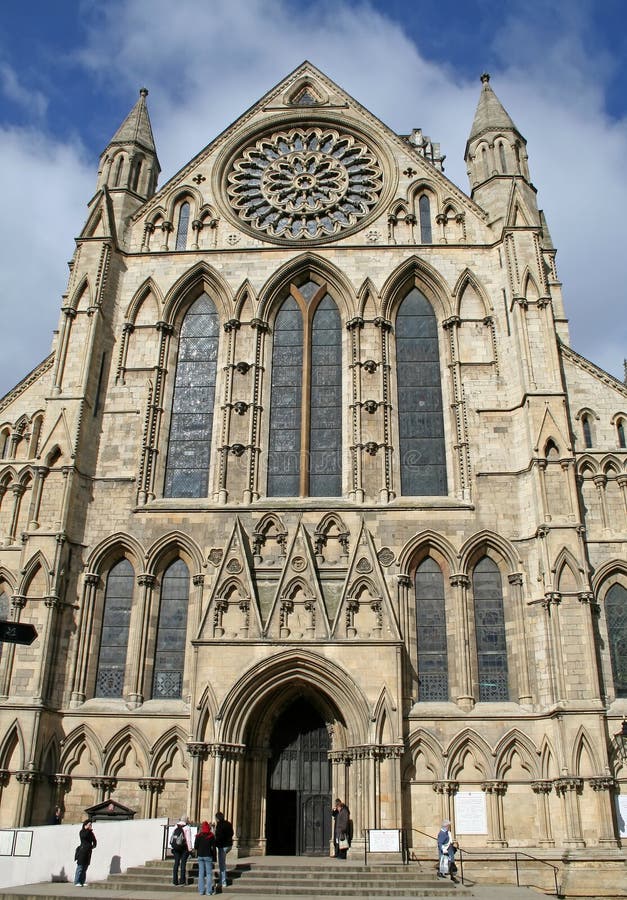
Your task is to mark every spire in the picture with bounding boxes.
[96,88,160,202]
[468,73,520,145]
[108,87,157,156]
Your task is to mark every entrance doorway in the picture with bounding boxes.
[265,697,331,855]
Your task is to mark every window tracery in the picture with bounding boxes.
[95,559,134,698]
[473,556,509,702]
[152,559,190,699]
[415,557,448,701]
[606,582,627,698]
[227,127,383,241]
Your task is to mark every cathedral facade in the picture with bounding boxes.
[0,62,625,881]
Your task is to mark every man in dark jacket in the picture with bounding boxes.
[214,811,233,888]
[73,819,97,886]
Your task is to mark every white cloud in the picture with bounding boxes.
[1,0,625,398]
[0,62,48,120]
[0,126,92,395]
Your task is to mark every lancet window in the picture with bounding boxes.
[267,280,342,497]
[418,194,432,244]
[395,287,447,496]
[415,557,448,700]
[95,559,134,698]
[152,558,190,699]
[175,201,190,251]
[606,582,627,698]
[473,556,509,701]
[164,293,219,498]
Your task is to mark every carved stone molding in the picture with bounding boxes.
[531,780,552,794]
[433,780,459,795]
[589,776,616,792]
[138,778,165,793]
[91,777,117,792]
[554,777,583,795]
[186,742,209,759]
[482,780,507,795]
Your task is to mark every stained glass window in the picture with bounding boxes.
[164,294,219,498]
[267,283,342,497]
[152,559,189,699]
[419,195,432,244]
[606,583,627,698]
[0,590,9,662]
[582,414,593,448]
[175,202,190,251]
[617,420,626,449]
[415,558,448,701]
[396,288,447,496]
[473,557,509,702]
[95,559,134,698]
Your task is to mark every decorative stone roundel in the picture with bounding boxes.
[226,127,383,241]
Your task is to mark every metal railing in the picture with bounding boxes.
[408,828,562,897]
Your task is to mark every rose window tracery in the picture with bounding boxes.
[227,127,383,240]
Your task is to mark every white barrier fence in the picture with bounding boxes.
[0,817,168,890]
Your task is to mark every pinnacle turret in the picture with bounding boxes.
[467,73,519,145]
[96,88,160,201]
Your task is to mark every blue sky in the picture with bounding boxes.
[0,0,626,396]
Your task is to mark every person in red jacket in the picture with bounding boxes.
[194,821,217,895]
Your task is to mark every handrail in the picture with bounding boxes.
[406,829,562,897]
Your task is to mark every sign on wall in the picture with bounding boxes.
[454,791,488,834]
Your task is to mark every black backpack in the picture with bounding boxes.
[170,827,186,850]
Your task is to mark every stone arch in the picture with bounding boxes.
[86,532,146,575]
[380,256,453,321]
[19,550,52,596]
[405,728,444,780]
[602,455,621,476]
[494,729,540,779]
[165,186,204,223]
[459,530,520,574]
[372,687,396,744]
[125,277,164,324]
[553,548,585,594]
[446,729,492,780]
[539,736,560,780]
[38,733,60,774]
[356,278,380,318]
[453,268,492,318]
[218,648,370,747]
[234,279,258,320]
[60,724,103,773]
[163,261,233,324]
[257,252,356,322]
[103,725,151,775]
[0,719,25,769]
[193,684,220,743]
[571,726,602,776]
[145,530,204,575]
[151,726,190,778]
[521,268,541,302]
[591,558,627,595]
[398,529,458,577]
[68,277,92,312]
[0,565,16,594]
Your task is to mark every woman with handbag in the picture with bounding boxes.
[332,798,351,859]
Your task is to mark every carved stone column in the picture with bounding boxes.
[211,743,245,843]
[542,592,565,703]
[508,572,532,703]
[138,777,165,818]
[589,776,619,846]
[51,306,77,395]
[0,595,26,698]
[186,742,209,822]
[531,780,554,846]
[482,781,508,846]
[578,591,602,701]
[50,773,71,811]
[91,776,117,803]
[15,770,40,827]
[69,573,99,706]
[245,748,271,853]
[7,482,25,543]
[617,474,627,518]
[450,574,473,709]
[27,466,49,529]
[593,474,609,530]
[433,780,458,827]
[554,777,585,846]
[127,573,155,707]
[33,594,60,702]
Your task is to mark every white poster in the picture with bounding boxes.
[368,829,400,852]
[617,795,627,838]
[14,831,32,857]
[454,791,488,834]
[0,830,14,856]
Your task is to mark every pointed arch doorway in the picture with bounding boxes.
[265,697,332,855]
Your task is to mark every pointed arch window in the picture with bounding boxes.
[606,583,627,698]
[130,157,142,192]
[418,194,432,244]
[617,419,626,449]
[164,293,219,498]
[113,155,124,187]
[473,556,509,701]
[267,280,342,497]
[582,414,593,448]
[152,558,190,699]
[395,287,447,496]
[95,559,134,698]
[175,201,190,251]
[0,429,9,459]
[415,558,448,700]
[498,142,507,173]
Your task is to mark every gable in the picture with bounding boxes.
[131,61,489,250]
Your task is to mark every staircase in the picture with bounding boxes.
[101,858,472,897]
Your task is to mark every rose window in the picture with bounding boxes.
[227,128,383,240]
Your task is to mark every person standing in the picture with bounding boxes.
[194,820,216,895]
[214,811,233,889]
[170,815,193,886]
[332,798,350,859]
[437,820,457,880]
[49,805,63,825]
[73,819,97,887]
